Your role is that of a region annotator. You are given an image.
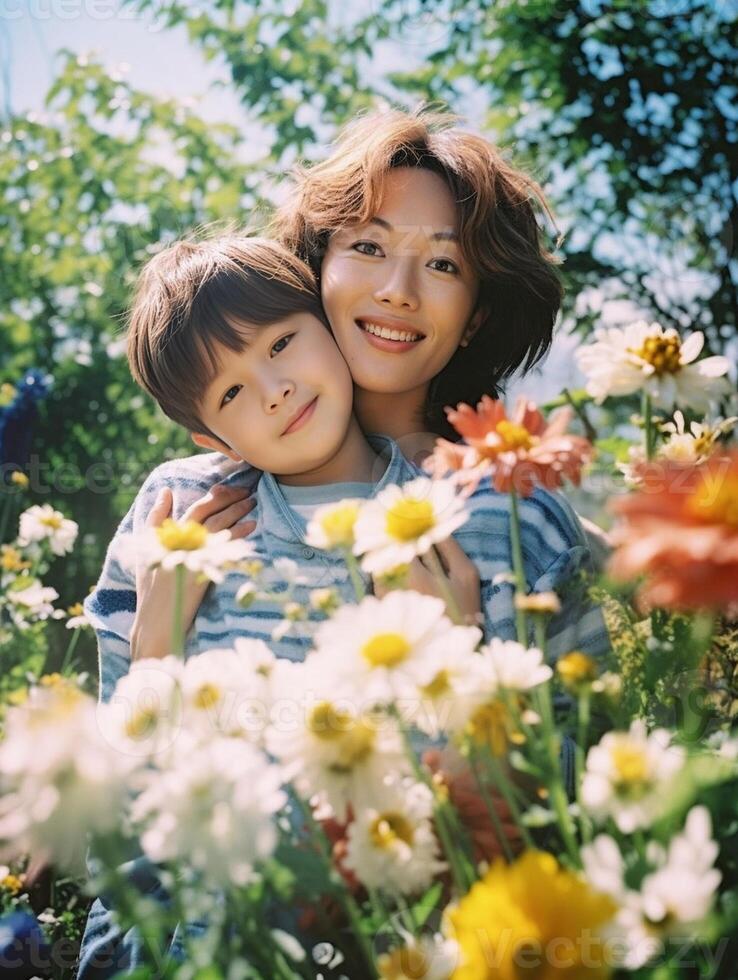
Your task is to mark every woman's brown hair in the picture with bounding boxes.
[268,104,564,439]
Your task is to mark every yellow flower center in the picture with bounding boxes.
[467,699,510,756]
[385,498,435,541]
[495,419,535,451]
[156,518,208,551]
[125,707,160,741]
[193,683,221,710]
[686,470,738,527]
[629,333,682,375]
[611,744,649,790]
[308,702,376,770]
[421,670,450,699]
[556,651,598,689]
[362,632,411,668]
[377,944,431,980]
[319,502,360,548]
[67,602,84,617]
[369,812,414,850]
[40,514,63,530]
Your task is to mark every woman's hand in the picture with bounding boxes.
[373,537,482,627]
[423,746,523,865]
[130,483,256,661]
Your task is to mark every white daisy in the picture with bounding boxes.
[182,639,292,746]
[305,499,362,551]
[0,679,129,873]
[575,320,731,411]
[98,655,186,765]
[18,504,78,556]
[265,659,410,822]
[4,578,59,626]
[311,591,476,706]
[410,642,484,739]
[353,477,469,575]
[117,518,255,583]
[581,720,685,833]
[130,731,285,889]
[640,805,721,931]
[344,779,446,895]
[476,639,553,692]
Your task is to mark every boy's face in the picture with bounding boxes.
[320,166,483,400]
[192,312,355,478]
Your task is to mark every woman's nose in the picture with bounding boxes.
[373,260,419,311]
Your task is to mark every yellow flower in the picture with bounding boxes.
[0,873,24,896]
[306,500,362,550]
[556,652,598,692]
[514,591,561,615]
[10,471,29,488]
[0,545,31,573]
[446,851,615,980]
[0,383,16,407]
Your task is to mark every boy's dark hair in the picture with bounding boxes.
[268,104,564,439]
[126,232,329,438]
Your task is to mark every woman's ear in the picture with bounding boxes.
[459,308,485,349]
[190,432,242,462]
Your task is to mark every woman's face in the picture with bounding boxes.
[320,167,482,401]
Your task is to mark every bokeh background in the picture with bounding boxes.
[2,0,737,681]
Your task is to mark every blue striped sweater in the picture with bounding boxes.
[85,434,610,706]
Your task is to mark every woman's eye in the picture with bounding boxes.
[430,258,459,274]
[271,333,294,356]
[352,241,383,257]
[221,385,241,408]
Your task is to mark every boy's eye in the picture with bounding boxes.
[352,241,383,257]
[271,333,294,355]
[221,385,242,408]
[429,257,459,275]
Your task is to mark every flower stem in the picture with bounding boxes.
[172,564,186,657]
[483,751,537,853]
[576,690,593,844]
[425,545,463,625]
[642,391,655,460]
[343,550,366,601]
[59,627,81,675]
[468,748,514,862]
[296,795,377,976]
[509,491,529,646]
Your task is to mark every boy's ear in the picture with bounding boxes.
[190,432,242,462]
[459,308,485,349]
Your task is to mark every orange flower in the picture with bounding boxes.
[425,395,594,497]
[608,451,738,613]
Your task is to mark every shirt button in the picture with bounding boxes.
[302,547,315,559]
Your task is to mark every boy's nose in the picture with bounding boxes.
[264,380,295,413]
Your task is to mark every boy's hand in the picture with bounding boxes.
[130,484,256,661]
[373,538,482,626]
[423,746,523,864]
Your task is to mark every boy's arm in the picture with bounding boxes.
[83,454,258,703]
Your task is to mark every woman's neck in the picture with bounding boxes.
[354,386,440,469]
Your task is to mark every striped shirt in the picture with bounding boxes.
[85,434,610,706]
